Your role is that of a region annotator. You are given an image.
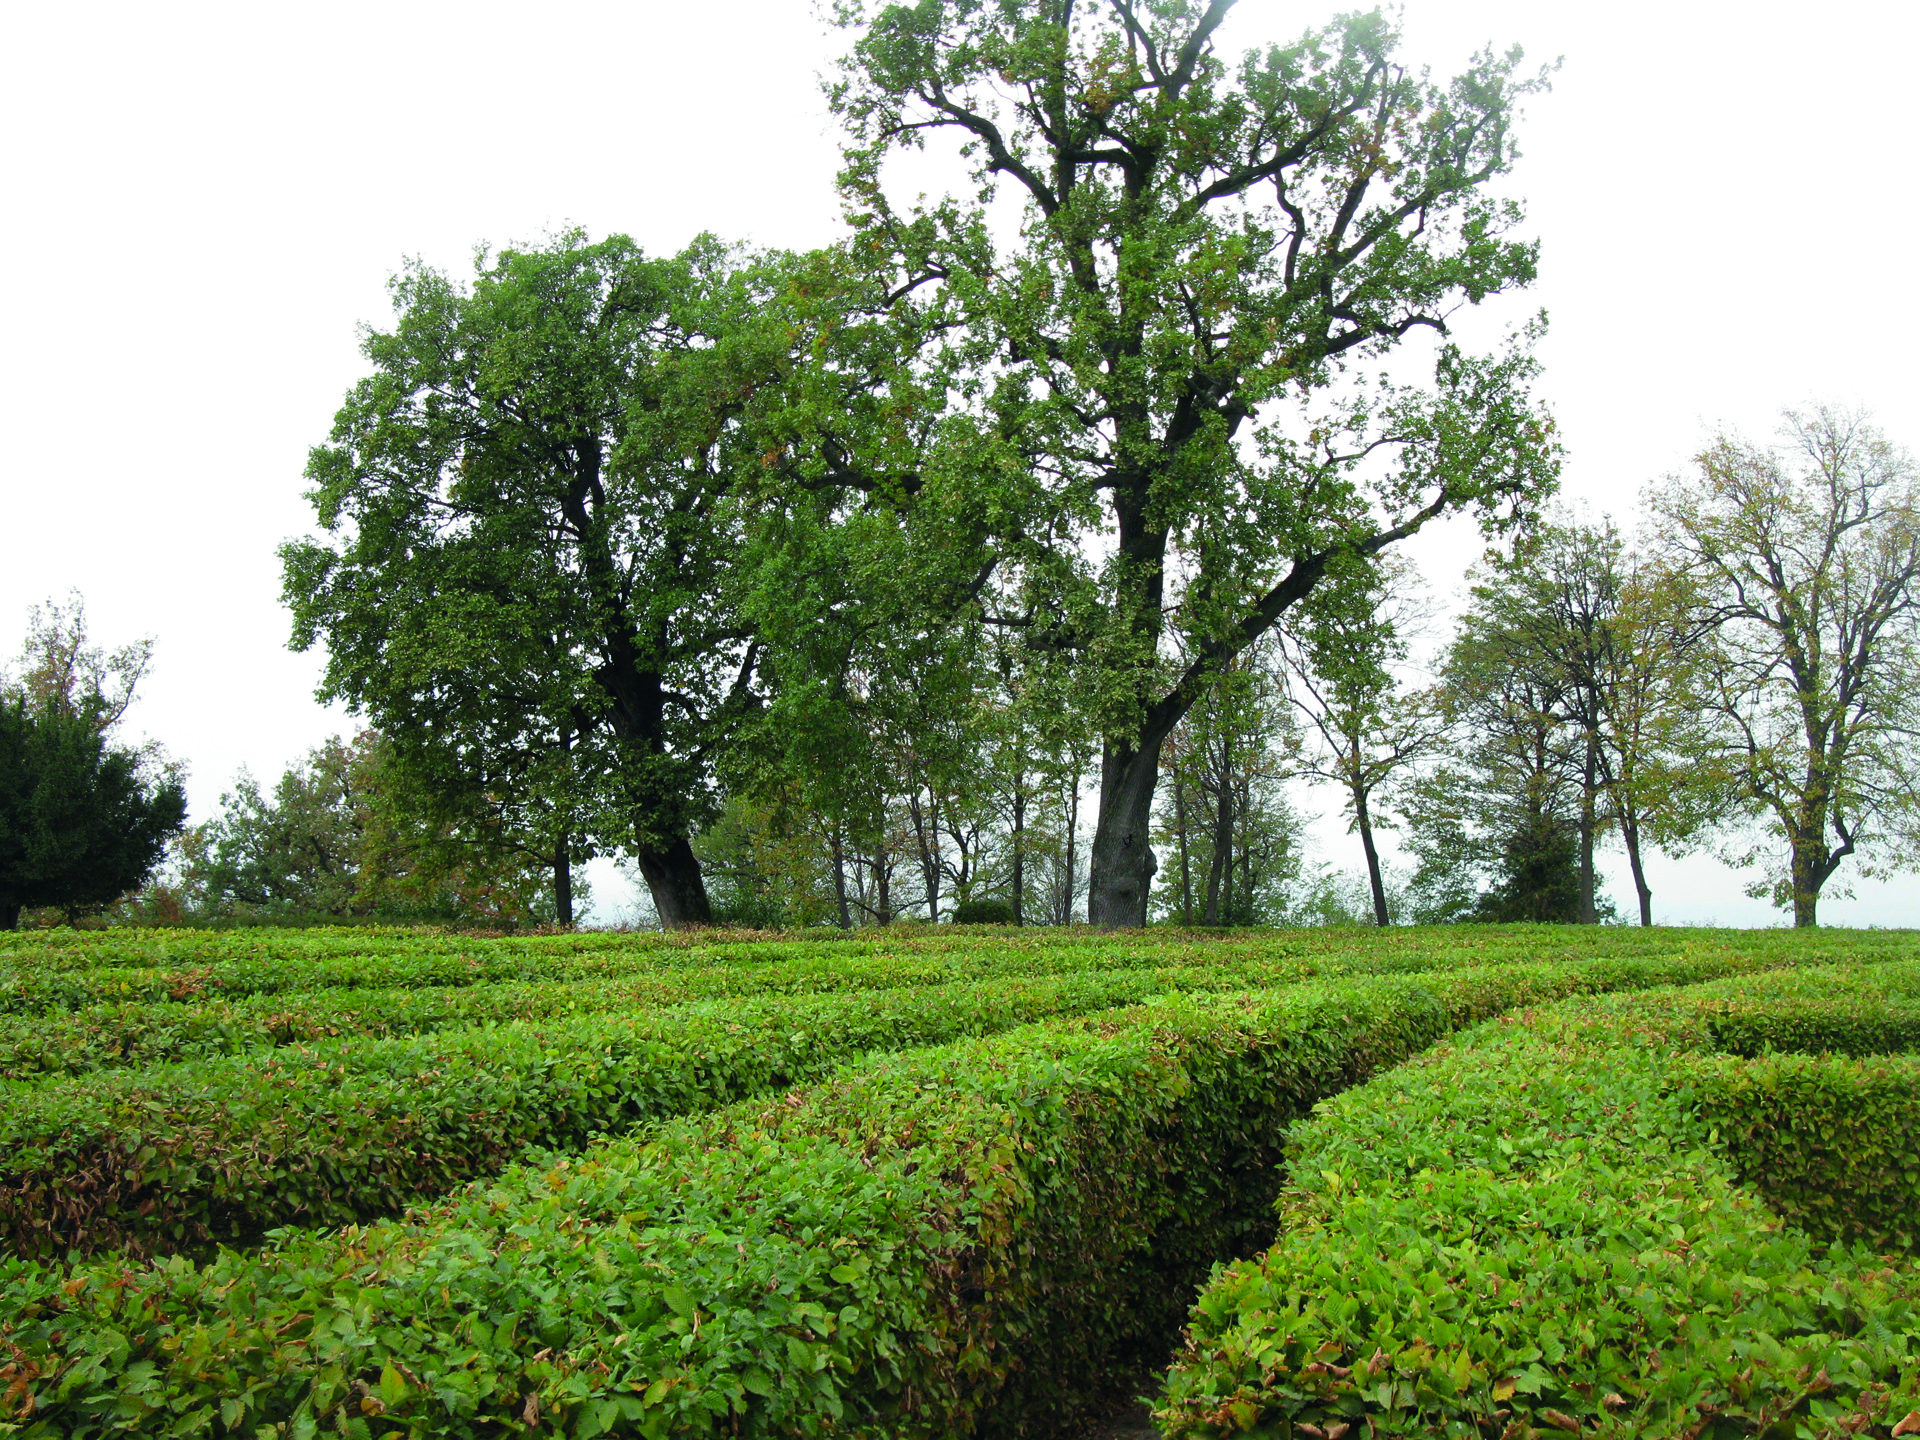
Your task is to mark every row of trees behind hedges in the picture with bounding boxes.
[277,1,1564,931]
[147,1,1911,932]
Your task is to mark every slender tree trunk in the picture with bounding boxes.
[1175,768,1194,926]
[1353,784,1389,927]
[1616,809,1653,927]
[1204,740,1234,926]
[909,790,941,922]
[1220,773,1237,925]
[830,826,852,930]
[553,834,574,927]
[634,837,712,928]
[1061,766,1080,925]
[1010,779,1025,925]
[873,836,892,925]
[1576,736,1599,924]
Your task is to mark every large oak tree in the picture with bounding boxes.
[826,0,1561,923]
[285,234,792,927]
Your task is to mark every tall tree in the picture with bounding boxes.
[828,0,1560,924]
[1279,554,1441,925]
[11,592,154,736]
[1405,576,1588,924]
[2,598,186,930]
[286,233,791,927]
[1650,407,1920,927]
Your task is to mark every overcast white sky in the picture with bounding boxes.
[3,0,1915,926]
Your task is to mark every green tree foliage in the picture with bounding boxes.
[1404,563,1590,924]
[1651,406,1920,926]
[826,0,1561,924]
[285,233,794,929]
[1279,554,1441,925]
[1,598,185,930]
[0,697,187,931]
[1154,646,1304,925]
[176,732,565,927]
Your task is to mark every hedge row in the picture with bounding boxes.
[0,970,1220,1260]
[0,951,1861,1437]
[1156,966,1920,1440]
[1691,1050,1920,1255]
[10,917,1907,1020]
[0,935,1314,1017]
[1699,963,1920,1057]
[0,953,1286,1079]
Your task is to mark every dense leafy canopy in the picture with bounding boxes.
[823,0,1561,920]
[286,235,804,926]
[0,695,185,930]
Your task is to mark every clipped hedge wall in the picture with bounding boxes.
[1690,1051,1920,1254]
[0,971,1194,1259]
[0,952,1847,1437]
[1157,966,1920,1440]
[0,953,1283,1081]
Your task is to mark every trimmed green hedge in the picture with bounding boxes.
[1156,967,1920,1440]
[0,954,1278,1080]
[0,952,1850,1437]
[0,972,1199,1259]
[0,934,1312,1018]
[1690,1051,1920,1255]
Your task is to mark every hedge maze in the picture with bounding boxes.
[1,926,1916,1437]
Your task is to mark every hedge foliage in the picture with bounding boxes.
[0,970,1224,1260]
[1157,965,1920,1440]
[1691,1051,1920,1255]
[0,950,1862,1438]
[0,955,1285,1081]
[6,922,1911,1016]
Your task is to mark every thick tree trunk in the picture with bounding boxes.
[634,836,713,929]
[1791,835,1822,928]
[1087,736,1166,927]
[1353,785,1390,927]
[553,835,574,927]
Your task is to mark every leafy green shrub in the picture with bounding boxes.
[950,898,1018,925]
[0,953,1851,1436]
[1156,970,1920,1440]
[1689,1051,1920,1254]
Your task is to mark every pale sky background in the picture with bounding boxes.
[2,0,1914,927]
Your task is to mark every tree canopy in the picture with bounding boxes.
[1650,407,1920,927]
[286,234,799,926]
[822,0,1561,922]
